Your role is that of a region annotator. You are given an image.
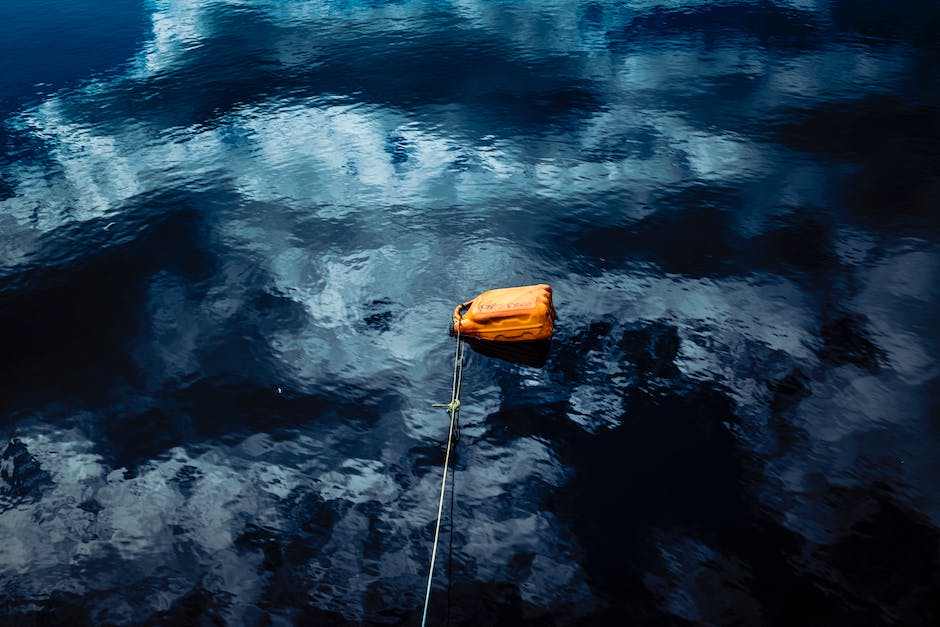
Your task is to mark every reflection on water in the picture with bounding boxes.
[2,0,939,623]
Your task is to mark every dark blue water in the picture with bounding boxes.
[2,0,940,624]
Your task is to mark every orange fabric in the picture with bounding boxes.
[452,284,555,342]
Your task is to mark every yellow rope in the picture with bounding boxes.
[422,321,463,626]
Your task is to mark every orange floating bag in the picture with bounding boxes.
[452,284,556,342]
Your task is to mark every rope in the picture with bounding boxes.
[446,456,457,626]
[423,321,464,626]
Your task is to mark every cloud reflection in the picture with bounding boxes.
[1,0,938,623]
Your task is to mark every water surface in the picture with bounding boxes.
[2,0,940,624]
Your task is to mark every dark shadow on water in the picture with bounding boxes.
[774,96,940,231]
[830,0,940,45]
[463,339,552,369]
[0,203,215,419]
[562,187,887,287]
[607,1,823,55]
[810,487,940,624]
[57,8,603,137]
[818,312,885,372]
[564,186,745,277]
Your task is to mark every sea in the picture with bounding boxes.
[1,0,939,624]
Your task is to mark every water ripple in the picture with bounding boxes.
[2,0,940,624]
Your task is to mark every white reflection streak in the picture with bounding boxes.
[137,0,220,75]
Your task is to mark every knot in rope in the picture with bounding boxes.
[431,398,460,416]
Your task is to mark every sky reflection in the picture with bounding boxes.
[1,0,939,623]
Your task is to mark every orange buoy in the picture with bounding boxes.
[452,284,556,342]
